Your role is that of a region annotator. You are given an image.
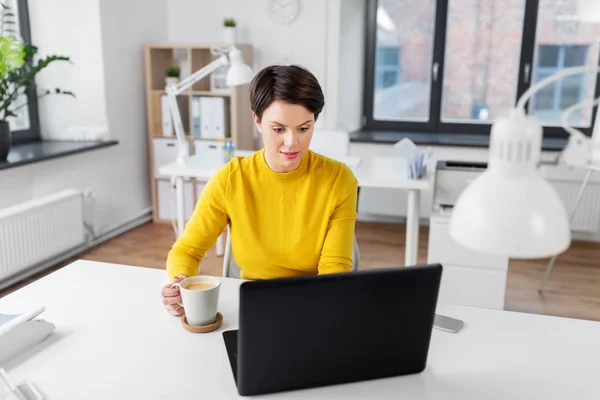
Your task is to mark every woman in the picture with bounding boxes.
[161,65,358,317]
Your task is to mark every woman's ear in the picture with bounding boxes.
[252,112,262,133]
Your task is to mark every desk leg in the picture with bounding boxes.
[176,177,185,238]
[405,189,420,266]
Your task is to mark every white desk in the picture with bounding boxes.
[159,152,430,266]
[3,260,600,399]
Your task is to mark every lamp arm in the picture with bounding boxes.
[168,55,228,95]
[561,97,600,139]
[516,65,600,111]
[165,54,228,164]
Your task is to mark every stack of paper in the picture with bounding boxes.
[0,308,55,366]
[393,138,433,180]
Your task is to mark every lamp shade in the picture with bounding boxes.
[226,47,253,86]
[449,171,571,258]
[449,110,571,258]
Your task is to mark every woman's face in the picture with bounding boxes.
[253,100,314,173]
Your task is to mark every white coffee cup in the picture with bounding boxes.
[171,276,221,326]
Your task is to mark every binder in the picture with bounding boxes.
[191,97,201,138]
[198,97,227,139]
[200,97,213,138]
[211,97,226,139]
[160,95,173,136]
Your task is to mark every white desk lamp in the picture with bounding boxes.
[449,65,600,258]
[165,46,253,166]
[450,1,600,291]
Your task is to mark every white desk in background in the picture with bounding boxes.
[3,260,600,399]
[159,151,430,266]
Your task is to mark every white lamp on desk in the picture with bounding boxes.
[166,46,253,166]
[450,66,600,256]
[449,1,600,282]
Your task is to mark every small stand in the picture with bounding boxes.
[180,312,223,334]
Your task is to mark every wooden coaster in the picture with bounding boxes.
[181,312,223,334]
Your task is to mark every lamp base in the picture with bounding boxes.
[560,133,593,168]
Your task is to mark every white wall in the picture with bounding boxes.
[167,0,329,128]
[335,0,366,132]
[0,0,167,235]
[28,0,109,140]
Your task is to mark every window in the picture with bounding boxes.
[1,0,40,144]
[370,0,437,126]
[531,45,589,122]
[441,0,525,124]
[364,0,600,138]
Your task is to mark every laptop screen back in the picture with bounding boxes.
[235,264,442,396]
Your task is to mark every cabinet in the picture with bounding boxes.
[427,213,509,310]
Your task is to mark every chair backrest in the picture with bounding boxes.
[222,227,360,279]
[309,129,350,161]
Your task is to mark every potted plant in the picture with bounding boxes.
[223,17,236,44]
[165,66,180,87]
[0,3,72,161]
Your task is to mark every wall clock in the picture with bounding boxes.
[268,0,301,25]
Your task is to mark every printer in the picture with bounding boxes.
[431,160,487,213]
[427,160,509,310]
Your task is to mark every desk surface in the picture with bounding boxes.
[3,261,599,399]
[159,152,430,190]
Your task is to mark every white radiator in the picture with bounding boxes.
[0,189,86,282]
[551,181,600,233]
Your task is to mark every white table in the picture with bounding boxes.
[3,260,600,399]
[159,152,430,266]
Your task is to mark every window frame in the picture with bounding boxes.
[362,0,600,139]
[8,0,41,145]
[363,0,448,133]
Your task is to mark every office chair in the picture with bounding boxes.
[309,129,350,161]
[221,226,360,278]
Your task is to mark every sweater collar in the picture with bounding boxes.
[257,149,310,180]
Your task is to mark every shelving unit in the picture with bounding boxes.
[144,43,256,224]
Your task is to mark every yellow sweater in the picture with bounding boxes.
[166,149,358,280]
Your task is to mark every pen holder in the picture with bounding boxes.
[223,140,236,163]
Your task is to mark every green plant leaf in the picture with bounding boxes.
[0,2,73,120]
[0,36,24,76]
[0,46,71,119]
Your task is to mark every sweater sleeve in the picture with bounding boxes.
[166,164,230,280]
[318,165,358,275]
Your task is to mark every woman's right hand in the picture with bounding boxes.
[162,275,188,317]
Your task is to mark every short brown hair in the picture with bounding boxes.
[249,65,325,122]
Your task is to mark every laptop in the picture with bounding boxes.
[223,264,442,396]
